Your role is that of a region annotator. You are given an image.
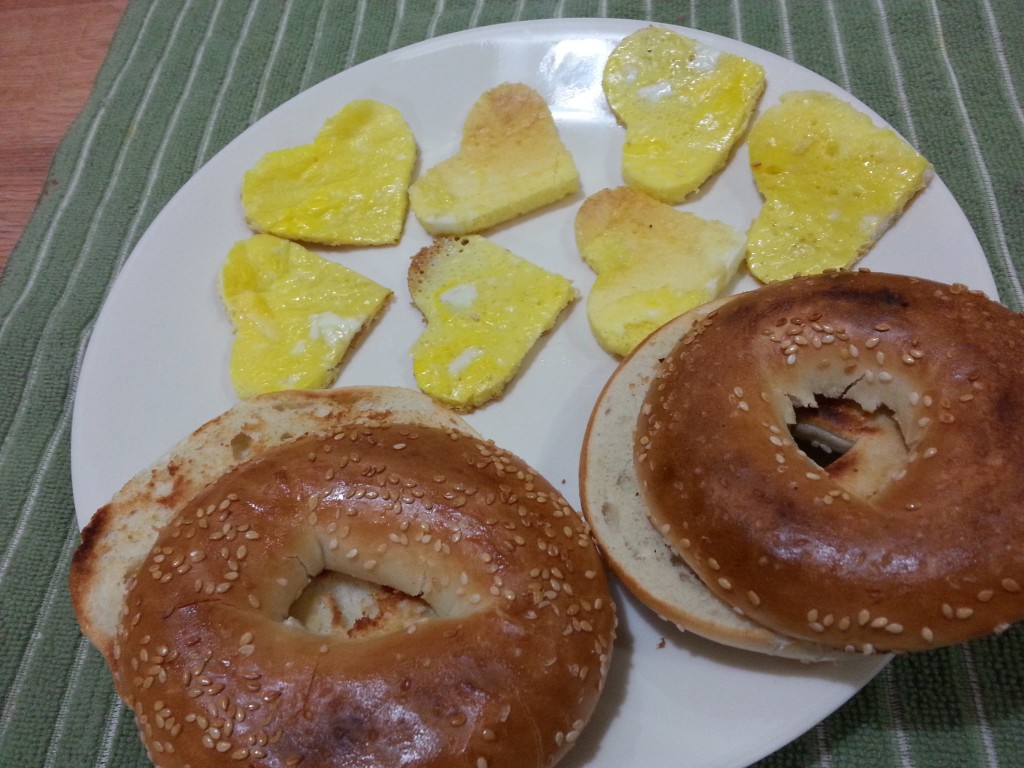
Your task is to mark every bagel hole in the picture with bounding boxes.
[789,396,909,497]
[287,571,437,639]
[790,410,852,468]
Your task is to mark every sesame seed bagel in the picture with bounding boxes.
[581,297,844,662]
[635,270,1024,654]
[71,387,615,767]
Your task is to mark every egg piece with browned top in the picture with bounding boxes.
[746,90,932,283]
[575,186,746,357]
[408,235,577,411]
[408,83,580,236]
[241,100,416,246]
[220,234,391,398]
[603,26,765,203]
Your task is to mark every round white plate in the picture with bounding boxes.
[71,18,995,768]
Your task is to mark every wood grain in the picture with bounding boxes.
[0,0,128,277]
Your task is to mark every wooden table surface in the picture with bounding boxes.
[0,0,128,277]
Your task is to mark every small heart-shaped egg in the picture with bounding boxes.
[409,83,579,235]
[220,234,391,398]
[603,26,765,203]
[242,100,416,246]
[746,90,932,283]
[408,235,577,410]
[575,186,745,357]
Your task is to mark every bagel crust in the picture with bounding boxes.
[635,270,1024,653]
[79,390,615,767]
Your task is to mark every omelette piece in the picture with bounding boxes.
[575,186,745,356]
[408,236,577,411]
[220,234,391,398]
[603,26,765,203]
[746,90,932,283]
[242,100,416,246]
[408,83,580,235]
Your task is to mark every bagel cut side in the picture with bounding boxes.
[636,270,1024,654]
[581,297,845,662]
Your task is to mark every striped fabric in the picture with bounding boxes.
[1,1,1022,766]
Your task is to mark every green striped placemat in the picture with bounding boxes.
[1,2,1021,767]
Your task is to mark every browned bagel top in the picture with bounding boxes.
[112,421,615,767]
[635,270,1024,653]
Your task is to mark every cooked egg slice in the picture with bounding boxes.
[408,83,580,235]
[241,100,416,246]
[408,235,577,410]
[575,187,745,356]
[746,90,932,282]
[603,26,765,203]
[220,234,391,398]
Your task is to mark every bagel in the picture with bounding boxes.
[71,387,615,767]
[623,270,1024,654]
[581,297,844,661]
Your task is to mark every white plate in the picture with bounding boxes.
[71,18,995,768]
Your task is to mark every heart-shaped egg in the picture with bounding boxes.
[242,100,416,246]
[220,234,392,398]
[603,26,765,203]
[575,186,745,357]
[409,83,579,236]
[746,90,932,283]
[408,235,577,410]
